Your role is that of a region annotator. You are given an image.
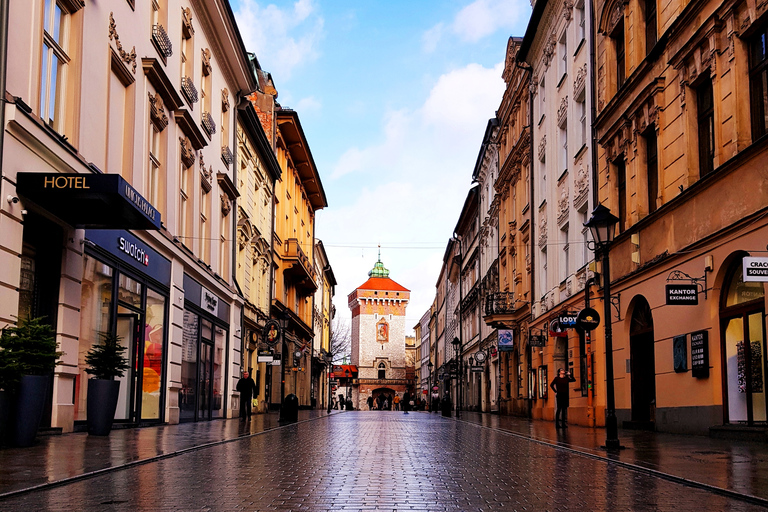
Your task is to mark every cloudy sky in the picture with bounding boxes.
[231,0,532,332]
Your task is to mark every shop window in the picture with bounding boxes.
[749,25,768,140]
[696,78,715,177]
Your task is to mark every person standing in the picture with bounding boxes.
[402,391,411,414]
[393,394,401,411]
[550,368,576,428]
[367,395,374,410]
[236,371,258,419]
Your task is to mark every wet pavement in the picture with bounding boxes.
[0,410,766,511]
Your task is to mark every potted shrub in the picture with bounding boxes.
[85,332,129,436]
[0,316,61,447]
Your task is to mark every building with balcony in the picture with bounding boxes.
[1,0,256,431]
[312,240,336,411]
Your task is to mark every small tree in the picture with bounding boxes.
[85,332,130,380]
[0,316,61,392]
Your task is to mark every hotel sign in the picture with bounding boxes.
[665,284,698,305]
[16,173,161,230]
[743,257,768,282]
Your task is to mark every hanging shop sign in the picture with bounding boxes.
[257,350,274,363]
[201,287,219,316]
[489,346,498,358]
[690,331,709,378]
[474,351,487,364]
[529,328,547,347]
[665,284,699,305]
[557,312,579,328]
[549,319,568,337]
[263,320,281,346]
[471,366,484,373]
[743,257,768,282]
[498,330,514,352]
[673,335,687,373]
[270,353,282,366]
[576,308,600,331]
[16,172,161,230]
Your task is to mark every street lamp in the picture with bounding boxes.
[584,204,621,450]
[452,336,462,418]
[427,361,434,412]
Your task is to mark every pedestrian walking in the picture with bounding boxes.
[550,368,576,428]
[431,391,439,413]
[402,391,411,414]
[383,397,389,410]
[367,395,374,410]
[236,371,258,419]
[393,394,401,411]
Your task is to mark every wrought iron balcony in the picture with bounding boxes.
[485,292,520,316]
[202,111,216,135]
[152,24,173,58]
[284,238,318,293]
[221,145,233,167]
[181,76,198,104]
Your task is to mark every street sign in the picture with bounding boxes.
[257,355,274,363]
[471,365,484,373]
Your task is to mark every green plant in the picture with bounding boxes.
[0,316,61,392]
[85,332,130,380]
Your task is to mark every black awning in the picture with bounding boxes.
[16,173,161,230]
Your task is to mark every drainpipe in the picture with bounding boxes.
[589,0,599,211]
[0,0,10,181]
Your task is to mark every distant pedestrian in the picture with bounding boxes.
[393,394,401,411]
[367,395,374,410]
[431,391,439,413]
[550,368,576,428]
[236,371,258,419]
[383,397,389,410]
[402,391,411,414]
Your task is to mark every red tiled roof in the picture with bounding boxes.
[355,277,409,292]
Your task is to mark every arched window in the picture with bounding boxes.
[378,363,386,380]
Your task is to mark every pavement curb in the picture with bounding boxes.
[455,417,768,509]
[0,412,338,502]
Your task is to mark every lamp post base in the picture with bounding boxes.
[601,439,625,451]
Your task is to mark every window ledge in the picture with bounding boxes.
[557,73,568,89]
[574,38,585,58]
[538,114,546,126]
[574,143,588,161]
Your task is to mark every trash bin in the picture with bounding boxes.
[280,393,299,422]
[441,397,452,418]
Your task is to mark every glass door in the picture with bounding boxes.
[724,312,767,423]
[198,342,213,421]
[116,311,141,422]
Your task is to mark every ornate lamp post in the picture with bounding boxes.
[427,360,434,412]
[584,204,621,450]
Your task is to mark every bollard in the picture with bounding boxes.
[280,393,299,422]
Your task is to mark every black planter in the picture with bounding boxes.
[0,390,14,446]
[13,374,50,447]
[87,379,120,436]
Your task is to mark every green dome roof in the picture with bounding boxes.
[368,248,390,278]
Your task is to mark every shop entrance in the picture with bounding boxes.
[721,258,766,424]
[180,310,226,422]
[629,297,656,426]
[116,312,140,422]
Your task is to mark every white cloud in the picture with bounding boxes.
[423,0,529,50]
[295,95,322,113]
[317,62,505,327]
[233,0,324,80]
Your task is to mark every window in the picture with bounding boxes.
[200,187,210,262]
[559,32,568,81]
[576,0,586,44]
[106,64,134,179]
[539,75,546,122]
[378,363,386,380]
[750,27,768,139]
[560,225,569,282]
[696,79,715,177]
[560,120,568,174]
[40,0,71,132]
[577,97,587,147]
[540,247,548,296]
[579,207,590,267]
[645,129,658,214]
[645,0,657,55]
[180,164,193,244]
[148,125,162,210]
[613,21,626,88]
[616,158,627,233]
[220,209,229,278]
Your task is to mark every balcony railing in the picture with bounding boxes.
[181,76,198,104]
[285,238,318,292]
[221,145,233,167]
[202,111,216,135]
[485,292,520,316]
[152,24,173,58]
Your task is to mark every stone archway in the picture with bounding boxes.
[372,387,395,410]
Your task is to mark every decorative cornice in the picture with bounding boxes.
[108,12,137,74]
[148,92,168,131]
[574,63,587,99]
[557,96,569,127]
[201,48,212,76]
[538,135,547,161]
[222,88,230,112]
[182,7,195,38]
[180,137,195,168]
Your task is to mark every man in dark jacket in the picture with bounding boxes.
[550,368,576,428]
[236,371,258,419]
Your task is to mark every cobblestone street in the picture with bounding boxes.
[1,412,765,511]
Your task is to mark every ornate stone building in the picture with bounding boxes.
[592,0,768,434]
[348,257,411,409]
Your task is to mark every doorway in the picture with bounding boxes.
[629,297,656,426]
[721,258,766,424]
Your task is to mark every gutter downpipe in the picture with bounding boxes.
[0,0,10,181]
[515,57,534,418]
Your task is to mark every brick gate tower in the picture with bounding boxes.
[347,254,410,409]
